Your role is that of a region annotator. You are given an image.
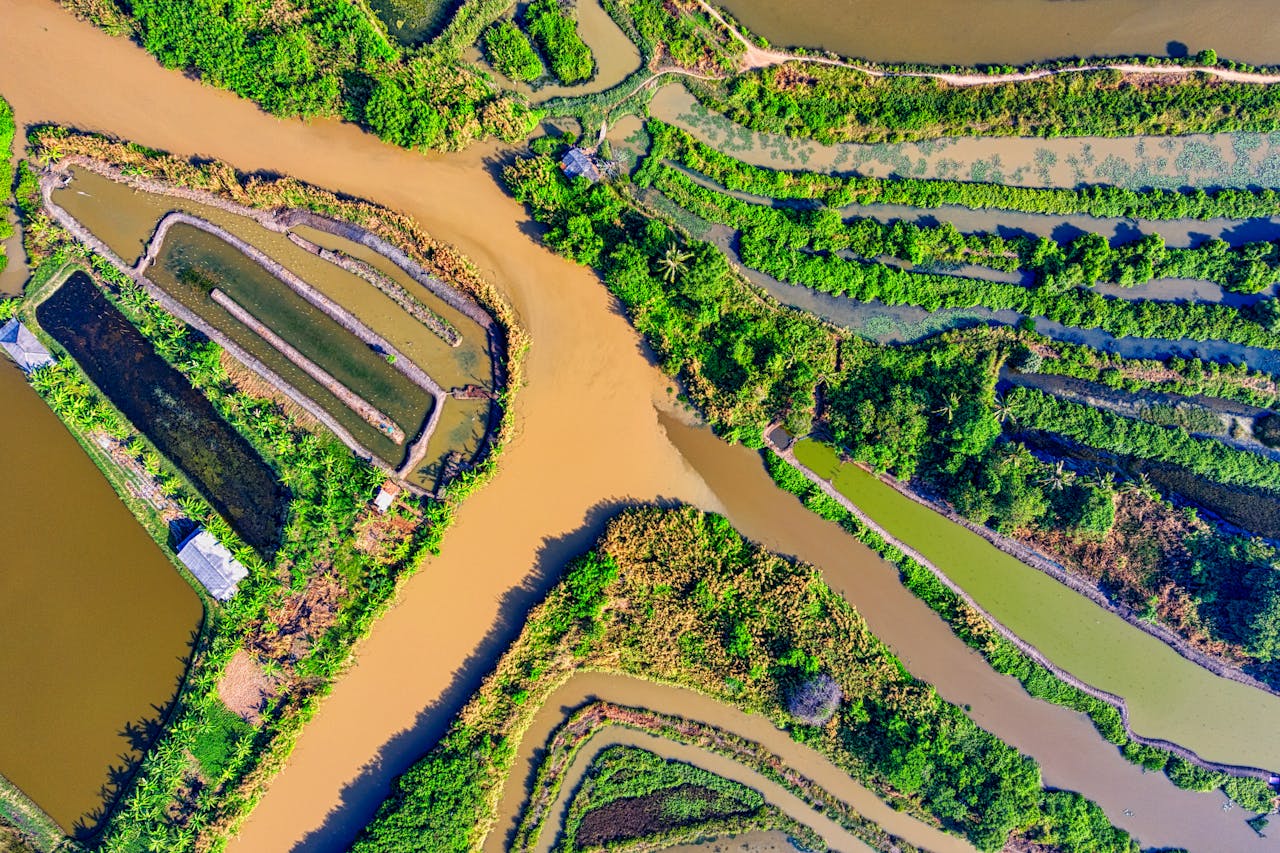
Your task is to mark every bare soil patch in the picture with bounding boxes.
[218,649,278,725]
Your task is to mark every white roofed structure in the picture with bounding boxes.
[0,319,55,372]
[177,529,248,601]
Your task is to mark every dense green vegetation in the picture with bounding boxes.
[619,0,743,73]
[1031,337,1280,410]
[651,161,1280,294]
[0,96,13,276]
[356,507,1136,853]
[67,0,536,151]
[1008,386,1280,492]
[189,700,255,782]
[647,120,1280,221]
[526,0,594,84]
[693,64,1280,144]
[555,745,804,852]
[642,163,1280,346]
[482,20,545,82]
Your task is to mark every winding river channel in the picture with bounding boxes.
[1,3,1279,852]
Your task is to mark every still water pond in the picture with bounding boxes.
[0,361,201,836]
[716,0,1280,66]
[37,271,288,554]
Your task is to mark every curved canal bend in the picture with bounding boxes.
[0,4,1277,852]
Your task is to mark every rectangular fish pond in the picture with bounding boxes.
[36,270,289,554]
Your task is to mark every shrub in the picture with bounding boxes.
[482,21,544,82]
[525,0,593,84]
[1255,413,1280,449]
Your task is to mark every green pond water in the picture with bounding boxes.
[792,438,1280,769]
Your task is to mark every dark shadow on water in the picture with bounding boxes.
[70,622,203,841]
[287,497,686,853]
[1167,40,1190,59]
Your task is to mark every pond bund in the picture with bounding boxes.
[39,157,506,496]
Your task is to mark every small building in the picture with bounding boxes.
[177,528,248,601]
[0,319,55,373]
[373,480,402,514]
[560,147,602,183]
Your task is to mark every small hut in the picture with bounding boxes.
[373,480,402,514]
[0,319,55,373]
[560,147,602,183]
[177,528,248,601]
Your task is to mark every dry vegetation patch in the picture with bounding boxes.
[217,649,279,725]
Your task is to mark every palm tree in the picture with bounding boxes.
[1039,460,1076,491]
[658,244,693,283]
[932,393,961,423]
[993,395,1016,425]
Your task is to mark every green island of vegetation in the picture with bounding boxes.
[355,506,1136,853]
[550,744,816,852]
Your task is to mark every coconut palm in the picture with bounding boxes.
[658,243,693,283]
[992,394,1016,425]
[1039,460,1076,491]
[933,393,961,423]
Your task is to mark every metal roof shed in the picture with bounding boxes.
[560,148,602,183]
[177,528,249,601]
[0,319,55,373]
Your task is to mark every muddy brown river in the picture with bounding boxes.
[0,3,1277,852]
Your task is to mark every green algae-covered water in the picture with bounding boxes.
[793,438,1280,769]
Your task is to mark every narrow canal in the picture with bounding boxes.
[0,3,1276,852]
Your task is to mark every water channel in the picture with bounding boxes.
[0,3,1277,851]
[0,361,201,836]
[715,0,1280,66]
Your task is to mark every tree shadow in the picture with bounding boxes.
[69,624,202,842]
[287,497,686,853]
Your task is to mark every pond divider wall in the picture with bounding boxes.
[285,231,461,347]
[209,288,405,444]
[765,428,1278,782]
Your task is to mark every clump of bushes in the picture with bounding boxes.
[526,0,593,84]
[482,20,544,82]
[1255,413,1280,448]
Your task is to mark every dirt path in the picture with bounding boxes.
[694,0,1280,85]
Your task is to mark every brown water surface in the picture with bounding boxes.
[716,0,1280,65]
[0,4,1276,852]
[0,363,201,835]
